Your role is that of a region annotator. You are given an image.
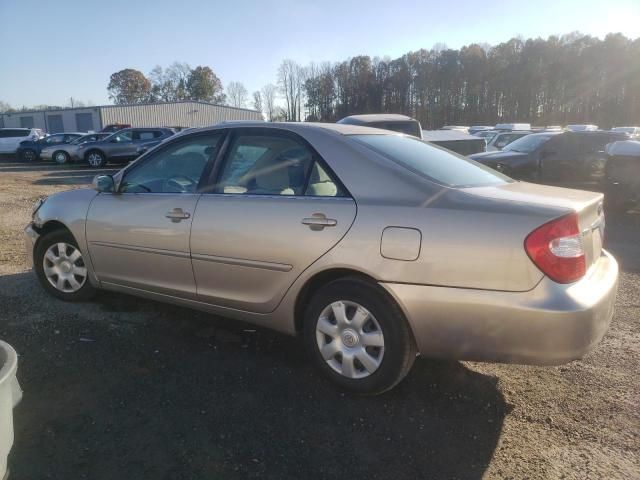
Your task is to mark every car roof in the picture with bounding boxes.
[190,121,395,136]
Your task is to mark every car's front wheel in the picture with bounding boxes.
[34,230,96,301]
[86,150,106,168]
[303,277,416,394]
[53,150,70,164]
[20,149,37,162]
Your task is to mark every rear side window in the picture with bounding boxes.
[352,134,511,188]
[217,134,314,195]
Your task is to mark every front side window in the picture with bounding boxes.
[352,134,511,188]
[503,134,555,153]
[44,135,65,145]
[120,134,223,193]
[217,134,314,195]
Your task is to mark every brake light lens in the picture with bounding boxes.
[525,213,586,284]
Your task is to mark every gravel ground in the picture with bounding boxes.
[0,158,638,480]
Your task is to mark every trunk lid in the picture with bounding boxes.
[464,181,605,272]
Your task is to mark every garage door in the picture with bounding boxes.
[20,116,34,128]
[75,113,94,132]
[47,115,64,133]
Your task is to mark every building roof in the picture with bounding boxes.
[0,100,260,116]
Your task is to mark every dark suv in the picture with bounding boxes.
[78,127,175,168]
[470,131,629,191]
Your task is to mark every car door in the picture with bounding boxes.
[538,134,574,183]
[85,131,224,298]
[190,128,357,314]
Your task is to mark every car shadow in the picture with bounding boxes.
[1,271,508,480]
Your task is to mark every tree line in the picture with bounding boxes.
[299,32,640,128]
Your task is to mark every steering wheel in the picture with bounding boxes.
[163,175,198,193]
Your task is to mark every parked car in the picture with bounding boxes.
[440,125,469,133]
[494,123,531,131]
[0,128,45,155]
[473,130,499,141]
[17,132,84,162]
[566,124,598,132]
[421,129,486,155]
[485,130,531,151]
[100,123,131,133]
[604,140,640,212]
[338,114,423,138]
[78,127,175,168]
[611,126,640,136]
[468,126,493,135]
[470,130,629,191]
[25,122,618,394]
[40,132,111,164]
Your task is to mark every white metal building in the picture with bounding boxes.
[0,101,262,133]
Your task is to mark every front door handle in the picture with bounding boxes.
[302,213,337,231]
[165,208,191,222]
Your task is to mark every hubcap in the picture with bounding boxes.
[315,300,385,379]
[43,242,87,293]
[24,151,35,161]
[55,152,67,163]
[88,153,101,166]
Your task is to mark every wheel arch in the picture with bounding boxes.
[293,267,381,333]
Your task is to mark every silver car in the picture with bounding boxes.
[25,123,618,394]
[40,133,111,164]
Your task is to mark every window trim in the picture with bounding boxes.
[201,127,351,199]
[117,130,228,194]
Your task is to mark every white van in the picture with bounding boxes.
[494,123,531,131]
[0,128,45,154]
[566,124,598,132]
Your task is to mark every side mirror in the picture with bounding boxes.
[93,175,115,193]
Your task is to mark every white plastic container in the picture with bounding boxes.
[0,341,22,479]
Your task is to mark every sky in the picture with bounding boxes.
[1,0,639,108]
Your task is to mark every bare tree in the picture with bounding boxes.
[252,91,263,115]
[277,59,306,121]
[261,84,278,121]
[227,81,248,108]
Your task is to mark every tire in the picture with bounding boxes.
[303,277,416,395]
[34,229,96,302]
[86,150,106,168]
[53,150,70,165]
[20,149,37,162]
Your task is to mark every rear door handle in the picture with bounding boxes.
[165,208,191,222]
[302,213,337,230]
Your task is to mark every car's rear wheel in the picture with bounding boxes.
[53,150,70,164]
[20,149,37,162]
[303,277,416,394]
[86,150,106,168]
[34,230,96,301]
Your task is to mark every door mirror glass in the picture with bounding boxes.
[93,175,115,193]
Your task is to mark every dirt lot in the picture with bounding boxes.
[0,158,638,480]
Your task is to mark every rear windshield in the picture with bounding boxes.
[352,134,511,188]
[369,121,421,138]
[503,134,554,153]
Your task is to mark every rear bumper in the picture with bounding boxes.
[382,250,618,365]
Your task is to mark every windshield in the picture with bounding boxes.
[503,134,553,153]
[352,134,511,187]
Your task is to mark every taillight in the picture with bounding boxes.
[524,213,586,284]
